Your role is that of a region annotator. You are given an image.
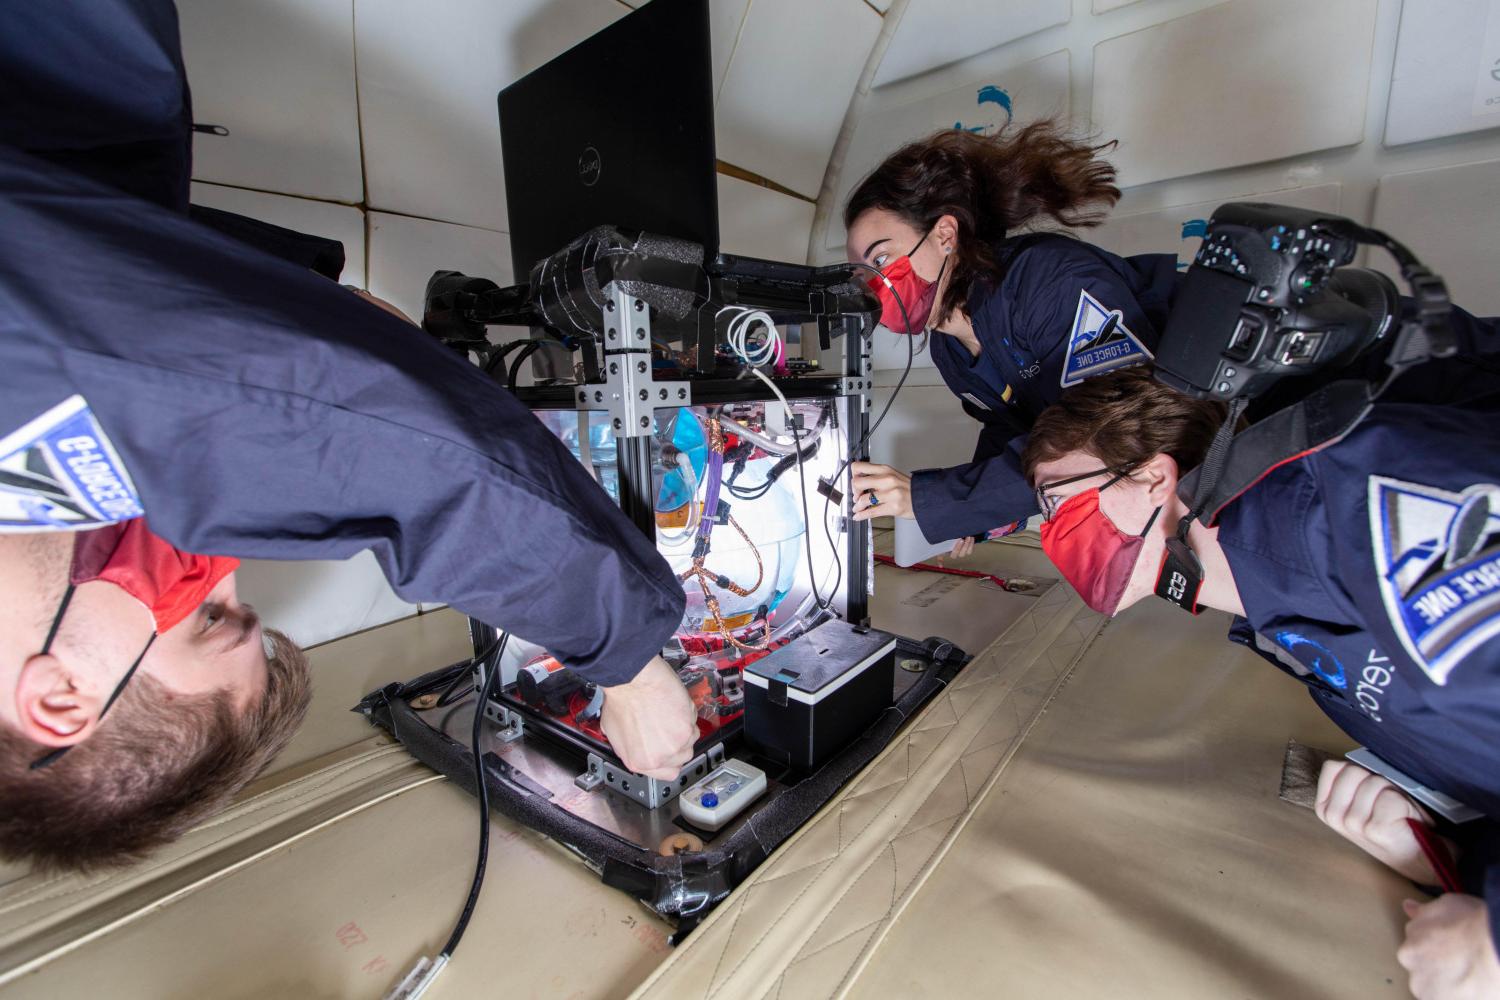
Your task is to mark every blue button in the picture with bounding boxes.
[701,792,719,808]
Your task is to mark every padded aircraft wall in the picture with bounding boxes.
[828,0,1500,485]
[178,0,1500,646]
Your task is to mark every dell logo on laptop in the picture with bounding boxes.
[578,146,602,187]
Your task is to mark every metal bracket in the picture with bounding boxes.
[482,700,527,743]
[838,376,873,396]
[575,283,690,436]
[582,743,726,809]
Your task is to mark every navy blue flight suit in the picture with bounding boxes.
[0,0,683,685]
[914,234,1179,541]
[1217,394,1500,955]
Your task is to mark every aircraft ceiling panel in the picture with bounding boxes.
[872,0,1070,87]
[1384,0,1500,146]
[716,0,883,198]
[355,0,627,231]
[824,49,1071,251]
[179,0,364,203]
[1372,158,1500,315]
[718,174,817,262]
[1092,0,1377,188]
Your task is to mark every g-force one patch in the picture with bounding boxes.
[0,395,144,531]
[1060,289,1154,388]
[1369,476,1500,686]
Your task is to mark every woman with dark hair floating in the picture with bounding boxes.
[845,121,1180,554]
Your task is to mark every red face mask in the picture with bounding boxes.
[1038,488,1160,617]
[866,230,944,335]
[70,518,240,633]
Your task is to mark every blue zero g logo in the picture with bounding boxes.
[1274,631,1348,690]
[953,85,1013,134]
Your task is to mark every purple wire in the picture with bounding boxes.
[699,447,724,543]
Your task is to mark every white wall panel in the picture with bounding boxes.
[355,0,626,231]
[716,0,882,198]
[822,100,936,252]
[868,383,975,476]
[710,0,754,99]
[235,552,417,650]
[1092,0,1377,187]
[1093,0,1142,10]
[179,0,363,202]
[824,49,1070,250]
[717,175,816,261]
[1373,158,1500,315]
[366,212,514,326]
[1385,0,1500,146]
[873,0,1070,86]
[1091,183,1343,269]
[189,182,368,288]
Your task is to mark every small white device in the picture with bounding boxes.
[677,759,767,831]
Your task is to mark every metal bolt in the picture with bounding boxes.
[605,300,615,312]
[609,362,618,375]
[659,388,668,400]
[593,391,603,402]
[578,391,587,402]
[640,416,650,428]
[612,417,622,429]
[638,389,648,401]
[636,360,648,374]
[677,388,687,399]
[633,300,644,312]
[635,327,646,340]
[607,327,617,340]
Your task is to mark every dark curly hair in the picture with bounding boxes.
[844,119,1121,323]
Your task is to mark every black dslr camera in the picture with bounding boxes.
[1153,203,1450,402]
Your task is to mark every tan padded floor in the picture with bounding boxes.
[633,589,1413,1000]
[2,544,1413,998]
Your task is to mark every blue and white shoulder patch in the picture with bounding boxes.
[1368,475,1500,686]
[0,395,144,532]
[1060,289,1154,388]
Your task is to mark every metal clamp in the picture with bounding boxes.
[580,743,726,809]
[575,283,690,436]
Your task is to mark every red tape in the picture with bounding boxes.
[874,553,1008,590]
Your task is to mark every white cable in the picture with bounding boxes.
[718,305,781,369]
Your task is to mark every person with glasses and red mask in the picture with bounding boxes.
[843,124,1180,555]
[1023,366,1500,1000]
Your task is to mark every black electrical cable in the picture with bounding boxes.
[807,258,923,612]
[507,342,544,390]
[439,632,510,962]
[482,339,534,375]
[433,632,506,708]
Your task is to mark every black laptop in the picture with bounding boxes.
[497,0,819,284]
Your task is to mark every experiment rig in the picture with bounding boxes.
[357,226,970,936]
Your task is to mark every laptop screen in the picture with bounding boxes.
[498,0,718,277]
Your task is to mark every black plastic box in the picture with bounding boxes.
[743,620,897,772]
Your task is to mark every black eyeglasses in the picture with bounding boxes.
[1034,466,1134,522]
